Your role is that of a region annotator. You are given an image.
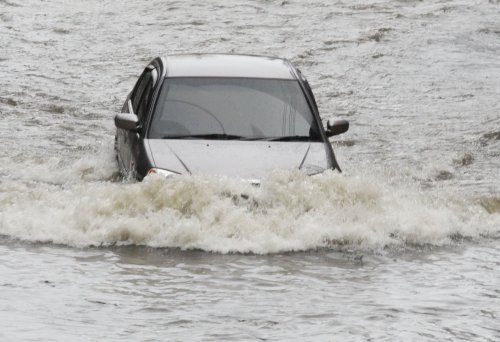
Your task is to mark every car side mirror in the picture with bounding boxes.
[115,113,141,131]
[326,119,349,137]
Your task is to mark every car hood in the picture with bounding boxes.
[147,139,331,179]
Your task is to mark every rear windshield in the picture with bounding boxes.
[148,78,322,140]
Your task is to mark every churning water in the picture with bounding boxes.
[1,0,499,340]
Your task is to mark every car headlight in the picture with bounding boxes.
[147,168,178,178]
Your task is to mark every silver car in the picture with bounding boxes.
[114,54,348,180]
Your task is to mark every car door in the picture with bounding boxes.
[119,66,158,175]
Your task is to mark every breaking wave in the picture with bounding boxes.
[0,151,498,254]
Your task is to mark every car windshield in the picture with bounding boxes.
[148,77,322,141]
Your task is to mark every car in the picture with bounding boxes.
[114,54,349,181]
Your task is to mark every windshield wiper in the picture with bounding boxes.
[162,133,251,140]
[264,135,314,142]
[162,134,316,141]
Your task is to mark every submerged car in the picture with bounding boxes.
[114,54,348,180]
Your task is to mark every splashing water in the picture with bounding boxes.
[1,147,497,254]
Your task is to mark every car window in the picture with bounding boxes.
[131,67,157,117]
[149,78,321,140]
[130,73,147,112]
[136,69,158,122]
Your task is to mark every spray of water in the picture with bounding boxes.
[1,146,497,254]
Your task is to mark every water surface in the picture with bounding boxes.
[1,0,499,340]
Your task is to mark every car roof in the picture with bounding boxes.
[163,54,297,79]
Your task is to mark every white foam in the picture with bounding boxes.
[1,154,498,254]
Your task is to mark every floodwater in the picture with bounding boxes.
[1,0,499,340]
